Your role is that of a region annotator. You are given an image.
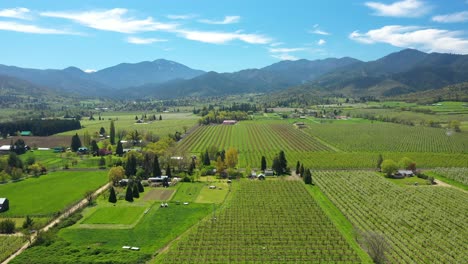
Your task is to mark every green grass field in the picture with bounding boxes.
[170,182,204,202]
[0,170,107,217]
[195,182,230,204]
[81,206,146,225]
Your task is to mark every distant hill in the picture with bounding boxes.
[389,82,468,103]
[309,49,468,97]
[125,57,361,98]
[90,59,205,89]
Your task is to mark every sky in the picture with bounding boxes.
[0,0,467,73]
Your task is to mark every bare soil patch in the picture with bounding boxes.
[0,135,72,148]
[143,189,175,201]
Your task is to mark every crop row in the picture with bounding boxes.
[314,171,468,263]
[162,180,362,263]
[0,236,25,263]
[305,122,468,153]
[430,167,468,185]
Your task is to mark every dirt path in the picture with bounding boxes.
[1,183,111,264]
[433,179,467,194]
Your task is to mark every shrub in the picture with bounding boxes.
[0,219,15,234]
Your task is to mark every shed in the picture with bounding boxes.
[222,120,237,125]
[0,198,9,212]
[264,170,274,176]
[0,145,11,152]
[397,170,414,177]
[20,131,32,136]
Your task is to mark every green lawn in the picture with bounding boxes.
[0,170,107,217]
[170,182,204,202]
[385,175,431,186]
[81,206,146,225]
[195,182,230,204]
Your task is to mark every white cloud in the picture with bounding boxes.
[84,69,96,73]
[126,36,168,44]
[365,0,430,17]
[432,11,468,23]
[167,14,196,20]
[41,8,177,33]
[269,42,283,47]
[349,25,468,54]
[309,24,330,35]
[0,7,31,20]
[198,16,240,25]
[175,29,270,44]
[268,47,305,53]
[271,53,299,61]
[317,39,326,45]
[0,21,74,34]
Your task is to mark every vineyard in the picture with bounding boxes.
[176,121,468,168]
[430,167,468,186]
[0,236,25,263]
[314,171,468,263]
[305,122,468,153]
[161,180,365,263]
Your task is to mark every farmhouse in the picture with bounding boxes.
[222,120,237,125]
[397,170,414,177]
[148,176,169,182]
[0,198,9,212]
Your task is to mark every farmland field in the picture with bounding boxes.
[0,236,26,263]
[159,180,368,263]
[429,167,468,186]
[81,206,146,225]
[314,171,468,263]
[0,170,107,217]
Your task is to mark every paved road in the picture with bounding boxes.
[1,183,111,264]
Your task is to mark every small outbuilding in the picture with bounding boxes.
[222,120,237,125]
[397,170,414,177]
[264,170,274,176]
[20,131,32,136]
[0,198,9,212]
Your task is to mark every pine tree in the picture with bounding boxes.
[300,164,305,177]
[261,156,267,171]
[166,164,172,178]
[137,180,144,193]
[125,155,137,177]
[91,140,99,156]
[203,150,211,166]
[110,120,116,145]
[159,115,162,120]
[272,156,282,175]
[153,155,162,177]
[377,154,383,171]
[132,183,140,198]
[295,161,300,175]
[278,150,287,174]
[116,141,123,156]
[108,187,117,203]
[71,133,82,152]
[304,169,312,185]
[125,184,134,202]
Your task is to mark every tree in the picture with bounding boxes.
[125,184,134,202]
[261,156,267,171]
[203,150,211,166]
[216,156,225,176]
[245,165,252,178]
[22,215,34,229]
[159,115,162,120]
[71,133,82,152]
[153,155,162,177]
[116,141,123,156]
[125,154,137,177]
[12,139,26,154]
[99,127,106,136]
[278,150,287,174]
[295,161,301,175]
[272,156,282,175]
[381,159,398,177]
[166,164,172,178]
[360,231,389,264]
[91,140,99,156]
[132,183,140,198]
[110,120,116,145]
[399,157,414,170]
[108,166,125,186]
[28,163,42,176]
[98,156,106,168]
[83,130,91,147]
[137,180,144,193]
[0,219,15,234]
[303,169,313,185]
[225,147,238,168]
[449,120,461,132]
[108,186,117,203]
[377,154,383,171]
[188,158,196,175]
[300,164,304,177]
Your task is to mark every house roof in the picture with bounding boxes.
[0,145,11,151]
[398,170,414,174]
[0,198,7,204]
[20,131,32,136]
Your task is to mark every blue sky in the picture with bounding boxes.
[0,0,467,72]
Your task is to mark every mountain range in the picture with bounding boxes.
[0,49,467,99]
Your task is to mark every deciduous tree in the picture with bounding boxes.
[382,159,398,177]
[108,166,125,186]
[225,147,238,168]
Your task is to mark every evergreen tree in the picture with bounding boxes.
[99,127,106,136]
[137,180,144,193]
[125,184,134,202]
[188,158,196,175]
[261,156,267,171]
[159,115,162,120]
[220,150,226,162]
[272,156,282,175]
[98,156,106,168]
[125,155,137,177]
[377,154,383,171]
[278,150,287,174]
[295,161,301,175]
[116,141,123,156]
[153,155,162,177]
[304,169,312,185]
[203,150,211,166]
[70,133,82,152]
[300,164,305,177]
[166,164,172,178]
[91,140,99,156]
[132,183,140,198]
[108,187,117,203]
[22,215,34,229]
[110,120,116,145]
